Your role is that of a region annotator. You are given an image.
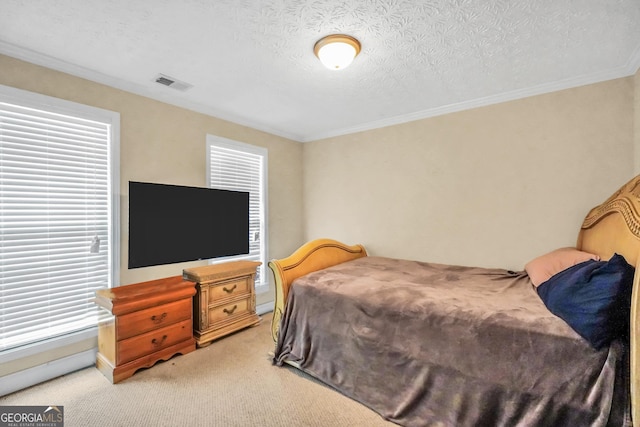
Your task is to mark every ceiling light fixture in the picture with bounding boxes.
[314,34,361,71]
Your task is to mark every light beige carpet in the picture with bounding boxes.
[1,316,395,427]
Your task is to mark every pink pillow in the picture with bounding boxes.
[525,247,601,287]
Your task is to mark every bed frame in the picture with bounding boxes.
[269,174,640,424]
[268,238,368,342]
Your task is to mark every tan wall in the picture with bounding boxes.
[0,54,304,306]
[0,54,304,377]
[303,77,635,271]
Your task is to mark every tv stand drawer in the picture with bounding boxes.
[117,298,192,339]
[118,319,193,365]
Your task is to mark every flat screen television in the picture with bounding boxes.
[128,181,249,269]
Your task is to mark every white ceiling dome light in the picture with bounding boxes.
[314,34,361,70]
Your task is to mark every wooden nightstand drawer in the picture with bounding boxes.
[117,298,191,340]
[118,319,193,365]
[185,261,261,347]
[208,298,250,326]
[208,278,250,303]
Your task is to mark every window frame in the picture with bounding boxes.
[0,84,120,390]
[206,135,268,291]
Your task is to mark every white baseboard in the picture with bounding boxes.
[256,301,273,316]
[0,349,96,397]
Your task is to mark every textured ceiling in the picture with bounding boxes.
[1,0,639,142]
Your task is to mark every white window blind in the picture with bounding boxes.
[0,87,118,352]
[207,136,267,288]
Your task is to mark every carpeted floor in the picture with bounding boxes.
[1,316,395,427]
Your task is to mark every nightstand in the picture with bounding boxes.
[94,276,196,383]
[183,261,261,347]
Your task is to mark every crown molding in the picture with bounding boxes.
[300,61,639,142]
[3,40,638,144]
[0,41,304,142]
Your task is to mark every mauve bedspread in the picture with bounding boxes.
[272,256,629,427]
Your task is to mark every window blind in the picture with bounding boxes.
[207,138,267,286]
[0,100,113,352]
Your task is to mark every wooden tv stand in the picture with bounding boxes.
[183,261,261,347]
[94,276,196,383]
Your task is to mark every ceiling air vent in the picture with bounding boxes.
[153,73,193,91]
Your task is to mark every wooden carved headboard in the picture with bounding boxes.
[577,174,640,424]
[578,175,640,266]
[268,239,367,343]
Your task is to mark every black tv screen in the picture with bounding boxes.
[128,181,249,269]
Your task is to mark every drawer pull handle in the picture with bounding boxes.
[151,335,168,347]
[151,313,167,324]
[223,305,238,315]
[223,284,237,294]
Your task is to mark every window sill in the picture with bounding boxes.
[0,327,97,365]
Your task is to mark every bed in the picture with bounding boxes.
[269,175,640,427]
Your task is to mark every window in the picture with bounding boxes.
[207,135,267,290]
[0,85,119,354]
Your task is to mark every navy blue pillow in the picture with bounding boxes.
[536,253,634,349]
